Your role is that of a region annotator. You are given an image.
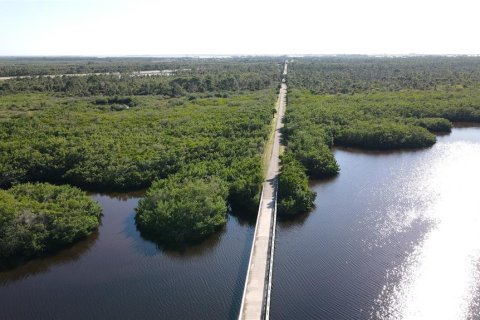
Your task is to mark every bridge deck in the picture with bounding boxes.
[238,63,287,320]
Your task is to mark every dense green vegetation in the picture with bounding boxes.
[4,56,480,241]
[0,72,277,97]
[288,56,480,94]
[285,88,480,151]
[277,153,316,217]
[0,183,101,266]
[136,177,228,243]
[0,58,282,246]
[0,91,275,200]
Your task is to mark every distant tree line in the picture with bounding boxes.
[0,56,286,77]
[0,73,278,97]
[287,56,480,94]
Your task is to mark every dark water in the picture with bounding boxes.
[271,127,480,320]
[0,194,255,320]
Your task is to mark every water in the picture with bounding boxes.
[271,127,480,320]
[1,127,479,320]
[0,193,254,320]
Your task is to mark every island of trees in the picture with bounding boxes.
[0,183,101,268]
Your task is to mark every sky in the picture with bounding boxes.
[1,0,479,56]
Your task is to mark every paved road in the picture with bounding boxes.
[238,62,287,320]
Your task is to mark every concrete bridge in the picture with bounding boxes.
[238,62,287,320]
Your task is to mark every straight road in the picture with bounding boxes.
[238,62,287,320]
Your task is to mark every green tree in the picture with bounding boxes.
[135,177,229,243]
[0,183,102,265]
[277,153,316,217]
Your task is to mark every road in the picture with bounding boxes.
[238,61,287,320]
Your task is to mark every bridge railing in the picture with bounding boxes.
[238,186,265,319]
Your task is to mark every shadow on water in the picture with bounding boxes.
[120,210,159,257]
[309,175,339,188]
[277,210,312,228]
[162,228,228,259]
[228,201,258,226]
[229,209,257,227]
[0,232,98,286]
[226,222,256,320]
[276,176,337,229]
[134,222,227,259]
[453,121,480,128]
[115,193,253,259]
[334,145,433,155]
[272,191,310,229]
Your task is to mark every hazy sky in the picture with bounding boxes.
[1,0,479,56]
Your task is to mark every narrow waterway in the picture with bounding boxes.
[271,127,480,320]
[0,194,254,319]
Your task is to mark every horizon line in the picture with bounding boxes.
[1,53,480,59]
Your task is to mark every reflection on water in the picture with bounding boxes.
[271,127,480,320]
[0,232,98,286]
[375,140,480,319]
[0,191,254,320]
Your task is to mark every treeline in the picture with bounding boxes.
[284,87,480,159]
[0,56,285,77]
[288,56,480,94]
[0,73,278,97]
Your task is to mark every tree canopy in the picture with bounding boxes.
[135,177,229,243]
[0,183,101,266]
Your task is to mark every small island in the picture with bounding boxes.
[0,183,102,267]
[135,177,229,244]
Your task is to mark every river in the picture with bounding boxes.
[0,127,479,319]
[271,126,480,320]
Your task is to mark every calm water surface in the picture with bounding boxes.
[271,127,480,320]
[1,128,479,320]
[0,193,254,319]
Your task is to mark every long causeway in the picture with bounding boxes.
[238,61,287,320]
